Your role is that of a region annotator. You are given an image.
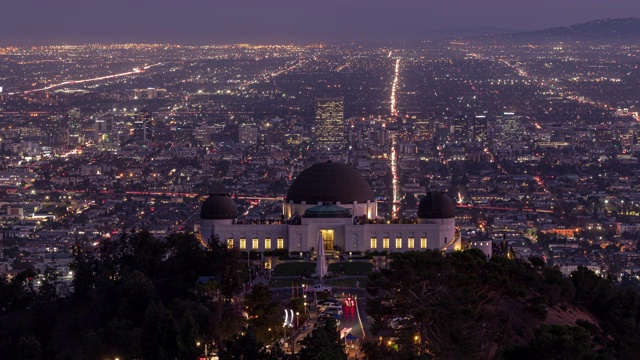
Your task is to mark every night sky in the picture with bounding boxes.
[2,0,639,45]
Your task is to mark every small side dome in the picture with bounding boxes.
[418,192,455,219]
[201,188,237,220]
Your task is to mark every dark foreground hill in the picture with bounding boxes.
[2,232,640,359]
[364,249,640,359]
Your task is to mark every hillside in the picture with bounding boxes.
[364,250,640,359]
[497,18,640,43]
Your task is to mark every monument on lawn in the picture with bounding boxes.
[316,232,327,279]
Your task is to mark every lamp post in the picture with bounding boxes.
[296,311,299,329]
[303,294,307,314]
[304,301,308,314]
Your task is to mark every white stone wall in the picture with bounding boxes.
[204,216,456,254]
[471,240,493,258]
[200,218,233,244]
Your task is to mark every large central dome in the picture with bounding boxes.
[286,161,374,204]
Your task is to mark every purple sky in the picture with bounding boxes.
[2,0,639,45]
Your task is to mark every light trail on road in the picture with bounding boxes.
[390,58,401,116]
[388,57,401,218]
[8,63,163,95]
[391,134,400,218]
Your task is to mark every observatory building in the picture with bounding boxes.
[200,161,459,254]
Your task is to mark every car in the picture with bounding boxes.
[319,303,343,313]
[388,316,412,329]
[317,301,340,309]
[318,298,339,307]
[321,308,343,316]
[320,312,341,320]
[305,284,332,293]
[345,295,356,307]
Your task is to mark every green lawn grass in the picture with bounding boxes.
[327,261,373,276]
[272,261,316,277]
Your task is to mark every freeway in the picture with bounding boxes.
[7,63,163,95]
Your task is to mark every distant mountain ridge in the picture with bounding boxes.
[422,27,522,38]
[498,17,640,42]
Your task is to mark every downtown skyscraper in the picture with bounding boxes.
[315,97,345,150]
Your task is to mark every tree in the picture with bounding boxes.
[140,301,179,360]
[122,229,165,278]
[0,268,38,312]
[117,270,157,325]
[298,317,346,360]
[208,237,243,301]
[37,266,61,306]
[16,333,42,360]
[69,242,96,299]
[528,256,545,269]
[177,311,200,360]
[245,284,283,343]
[499,324,596,360]
[365,249,584,358]
[220,328,265,360]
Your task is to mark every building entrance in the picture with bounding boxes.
[320,229,334,251]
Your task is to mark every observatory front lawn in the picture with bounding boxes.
[272,260,373,277]
[328,261,373,276]
[272,261,316,277]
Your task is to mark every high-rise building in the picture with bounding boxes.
[315,97,345,150]
[454,115,468,142]
[495,112,524,141]
[471,114,488,146]
[41,115,69,148]
[238,123,259,146]
[132,110,153,143]
[95,115,116,148]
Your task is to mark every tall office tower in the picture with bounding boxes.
[454,115,468,142]
[471,114,488,146]
[132,110,153,143]
[67,108,83,146]
[315,97,345,150]
[41,115,69,148]
[95,115,115,147]
[238,123,259,146]
[496,112,524,141]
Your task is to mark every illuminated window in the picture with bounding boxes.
[395,237,402,249]
[277,238,284,249]
[239,238,246,250]
[383,237,390,249]
[265,238,272,250]
[227,238,234,249]
[420,237,427,249]
[252,238,259,250]
[370,237,377,249]
[408,238,414,249]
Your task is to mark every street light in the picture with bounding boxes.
[296,312,299,328]
[303,294,307,314]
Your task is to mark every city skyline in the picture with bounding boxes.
[2,4,640,358]
[1,0,639,45]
